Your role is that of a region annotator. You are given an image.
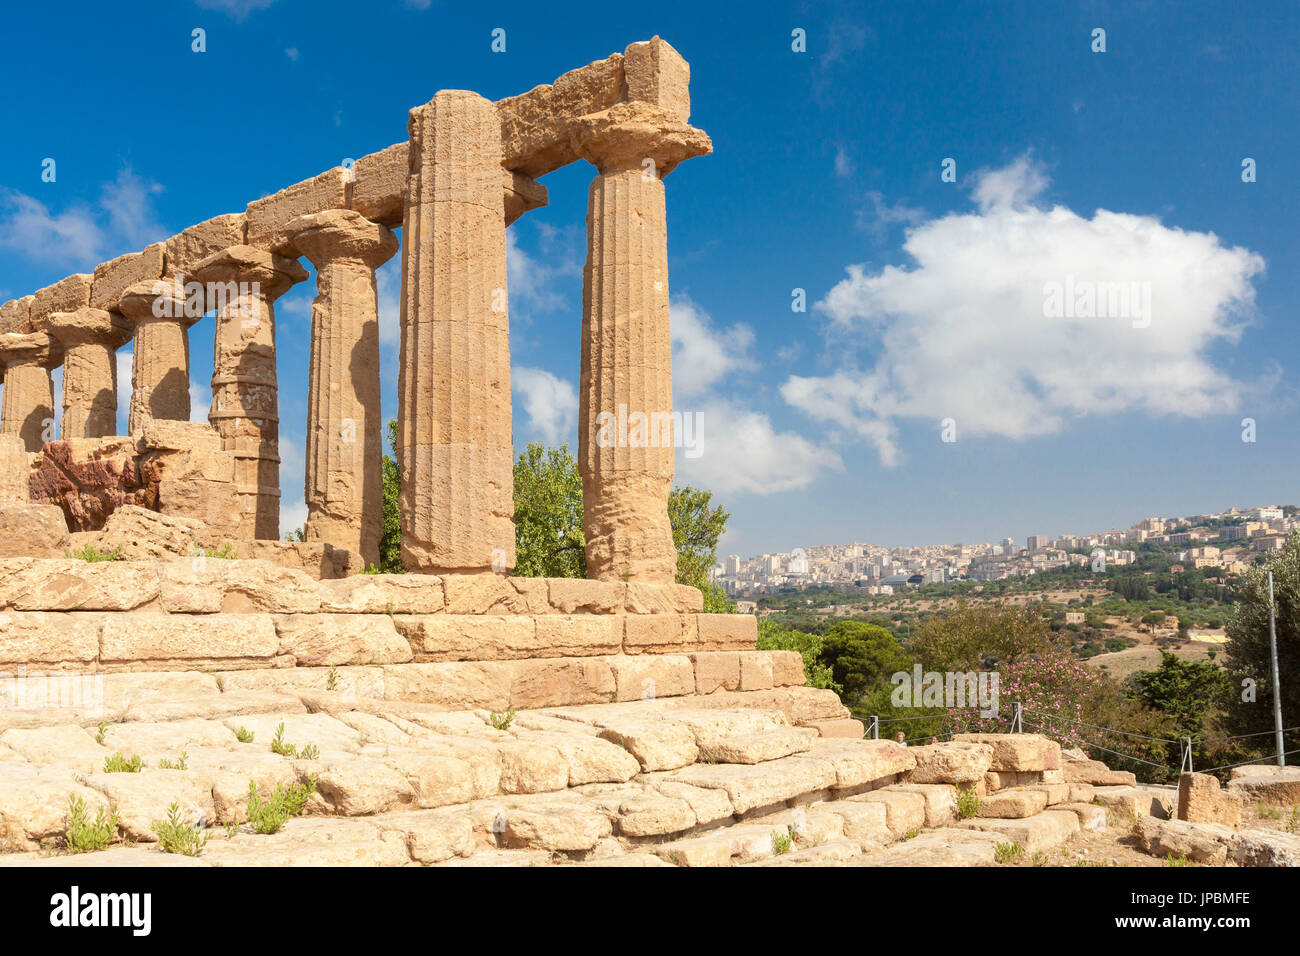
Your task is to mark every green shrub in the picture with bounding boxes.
[104,752,143,773]
[270,721,319,760]
[245,776,317,834]
[995,842,1023,864]
[151,803,211,856]
[956,784,980,819]
[64,795,119,854]
[490,708,515,731]
[158,751,188,771]
[236,726,255,743]
[67,544,123,562]
[771,827,793,855]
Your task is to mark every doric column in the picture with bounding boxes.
[572,103,711,582]
[286,209,398,568]
[398,90,514,573]
[37,307,131,439]
[0,332,61,452]
[191,245,307,540]
[118,279,199,434]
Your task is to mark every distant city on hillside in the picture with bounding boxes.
[714,505,1298,598]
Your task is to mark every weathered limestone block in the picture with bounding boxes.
[379,662,511,711]
[1227,766,1300,806]
[668,755,836,815]
[622,613,697,653]
[1133,816,1232,864]
[608,653,695,701]
[30,274,92,324]
[547,577,624,614]
[118,280,201,432]
[89,244,164,312]
[99,613,278,665]
[245,168,350,256]
[0,610,100,665]
[221,539,359,579]
[804,718,866,739]
[977,788,1050,819]
[274,614,413,666]
[441,574,530,615]
[163,214,247,275]
[1093,784,1176,819]
[906,741,994,784]
[691,651,740,694]
[0,764,111,852]
[83,770,215,842]
[158,560,321,613]
[193,245,307,540]
[0,296,35,335]
[595,716,698,772]
[738,650,774,690]
[1177,771,1243,826]
[955,810,1082,854]
[0,435,29,504]
[809,739,915,789]
[399,90,514,573]
[850,787,927,837]
[891,783,959,827]
[0,331,60,452]
[28,437,142,531]
[0,505,69,558]
[624,581,703,613]
[136,420,241,540]
[77,505,207,560]
[318,574,444,613]
[395,614,533,661]
[697,728,816,765]
[287,210,398,568]
[623,37,692,121]
[0,559,159,610]
[1228,828,1300,866]
[953,733,1059,772]
[1062,756,1137,786]
[697,613,758,650]
[507,658,615,709]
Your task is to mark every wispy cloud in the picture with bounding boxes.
[194,0,276,22]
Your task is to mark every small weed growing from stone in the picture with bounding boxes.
[490,708,515,731]
[95,720,108,745]
[104,753,143,773]
[245,776,317,834]
[955,783,980,819]
[236,726,254,743]
[995,842,1023,864]
[63,795,119,854]
[771,827,793,855]
[151,803,210,856]
[270,721,319,759]
[158,751,189,771]
[67,544,123,562]
[326,666,340,691]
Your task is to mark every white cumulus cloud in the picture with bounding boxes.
[512,365,577,446]
[785,154,1267,466]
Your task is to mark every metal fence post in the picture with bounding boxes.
[868,716,879,740]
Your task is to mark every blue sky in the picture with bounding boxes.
[1,0,1296,557]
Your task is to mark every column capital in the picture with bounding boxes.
[118,279,202,330]
[190,244,308,302]
[569,102,711,177]
[285,209,398,270]
[36,307,131,350]
[0,331,62,369]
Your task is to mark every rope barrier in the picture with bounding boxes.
[1019,707,1181,744]
[1192,726,1300,746]
[1021,720,1174,771]
[1192,748,1300,775]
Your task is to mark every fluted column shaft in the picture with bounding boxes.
[192,246,307,540]
[39,308,129,439]
[398,90,514,573]
[288,210,398,568]
[119,280,199,434]
[0,333,59,452]
[572,104,711,582]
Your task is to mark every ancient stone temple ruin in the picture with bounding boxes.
[1,39,1280,868]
